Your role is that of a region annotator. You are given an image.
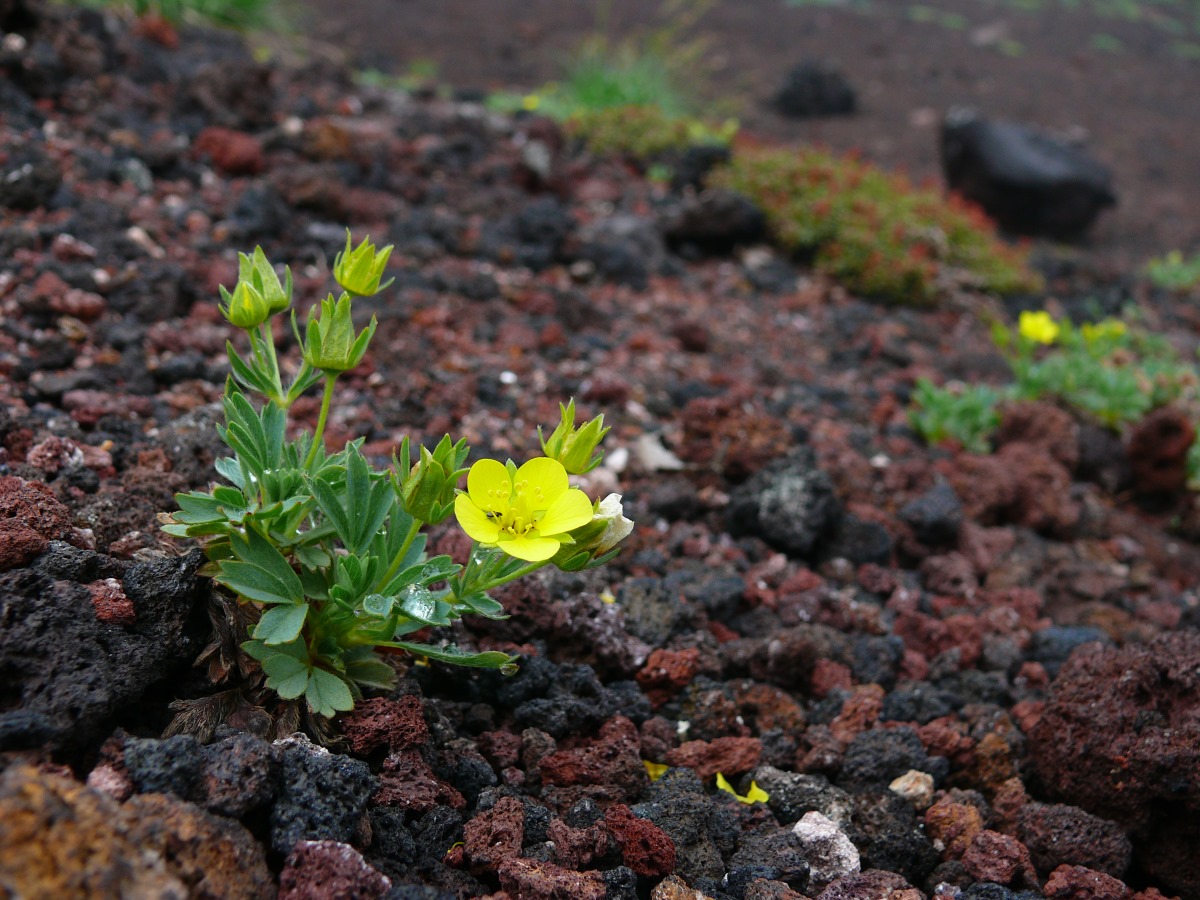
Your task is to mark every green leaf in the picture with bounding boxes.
[384,641,516,669]
[216,526,304,605]
[305,668,355,718]
[253,603,308,645]
[343,648,398,691]
[243,639,310,700]
[398,588,454,627]
[456,591,508,619]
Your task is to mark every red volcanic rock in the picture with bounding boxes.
[339,696,427,756]
[816,870,924,900]
[498,857,606,900]
[829,685,884,743]
[193,127,264,175]
[1016,802,1131,879]
[961,829,1038,888]
[87,578,135,626]
[372,751,464,812]
[605,803,677,878]
[995,401,1080,471]
[546,817,612,870]
[463,795,524,871]
[1043,865,1132,900]
[811,659,854,699]
[278,840,391,900]
[538,717,648,795]
[0,476,73,540]
[665,736,762,780]
[0,520,48,571]
[945,443,1078,536]
[1126,406,1195,494]
[637,648,701,707]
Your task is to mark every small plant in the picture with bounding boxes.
[71,0,286,30]
[163,235,631,723]
[1145,250,1200,293]
[711,147,1042,305]
[993,310,1199,430]
[908,378,1005,453]
[566,105,738,159]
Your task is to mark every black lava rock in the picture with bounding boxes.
[661,189,766,256]
[940,107,1116,240]
[124,733,206,799]
[839,726,949,789]
[1028,625,1110,676]
[269,736,378,855]
[772,61,856,118]
[728,450,843,560]
[900,482,965,546]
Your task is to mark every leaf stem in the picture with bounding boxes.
[304,375,337,469]
[377,518,423,589]
[258,320,285,406]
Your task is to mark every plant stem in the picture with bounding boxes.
[473,560,547,593]
[377,518,423,589]
[304,375,337,469]
[258,321,285,405]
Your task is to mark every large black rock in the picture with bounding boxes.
[771,61,856,119]
[940,108,1116,240]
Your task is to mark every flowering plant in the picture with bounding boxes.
[163,237,630,723]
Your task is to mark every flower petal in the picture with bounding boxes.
[467,458,511,512]
[454,493,500,544]
[514,456,569,503]
[537,488,595,536]
[498,533,562,562]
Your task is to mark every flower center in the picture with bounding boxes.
[489,478,547,538]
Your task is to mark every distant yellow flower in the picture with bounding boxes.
[644,760,668,781]
[522,94,541,111]
[454,457,594,562]
[1080,319,1127,345]
[1018,310,1060,345]
[715,772,769,805]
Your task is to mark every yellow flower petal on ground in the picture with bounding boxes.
[537,489,595,535]
[454,493,500,544]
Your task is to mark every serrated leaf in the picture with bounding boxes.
[456,591,508,619]
[216,527,304,605]
[243,639,310,700]
[385,641,516,669]
[253,603,308,645]
[306,668,355,718]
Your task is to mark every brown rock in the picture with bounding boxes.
[830,684,885,743]
[0,475,74,540]
[497,857,607,900]
[1043,865,1132,900]
[961,829,1038,888]
[652,874,717,900]
[0,519,48,571]
[373,750,464,812]
[51,287,106,321]
[123,793,275,900]
[339,695,428,756]
[464,795,525,871]
[745,879,808,900]
[925,798,984,859]
[278,840,392,900]
[606,803,677,878]
[1126,407,1195,494]
[816,869,924,900]
[193,127,265,175]
[547,817,612,870]
[665,736,762,780]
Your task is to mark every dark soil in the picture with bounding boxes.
[2,1,1200,899]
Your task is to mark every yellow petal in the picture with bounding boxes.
[497,533,562,562]
[537,488,595,536]
[454,494,500,544]
[514,456,569,503]
[467,458,511,511]
[644,760,668,782]
[743,781,769,804]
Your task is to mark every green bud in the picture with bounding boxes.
[219,280,270,330]
[301,292,377,374]
[551,493,633,571]
[539,399,611,475]
[332,230,395,297]
[393,434,470,524]
[238,246,292,314]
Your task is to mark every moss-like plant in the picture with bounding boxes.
[710,146,1043,305]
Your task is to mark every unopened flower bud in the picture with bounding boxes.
[219,280,270,330]
[301,293,377,374]
[539,399,610,475]
[394,434,469,524]
[332,230,395,297]
[551,492,633,571]
[238,246,292,314]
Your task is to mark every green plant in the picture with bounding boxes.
[993,310,1199,429]
[566,105,738,159]
[1145,249,1200,292]
[69,0,287,30]
[908,378,1005,453]
[711,147,1042,305]
[163,236,631,722]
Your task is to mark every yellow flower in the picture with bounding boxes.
[644,760,668,782]
[1018,310,1060,345]
[454,457,594,562]
[714,772,769,805]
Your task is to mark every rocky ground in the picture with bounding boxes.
[1,1,1199,899]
